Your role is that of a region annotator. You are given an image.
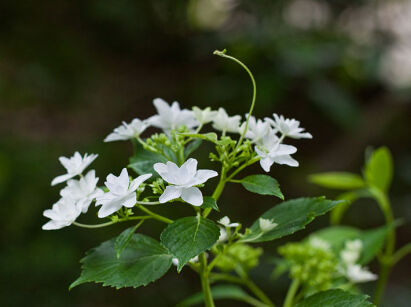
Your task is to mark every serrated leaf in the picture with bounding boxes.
[114,222,142,259]
[201,196,219,211]
[364,147,393,192]
[295,289,375,307]
[241,197,340,243]
[185,139,202,158]
[176,284,260,307]
[309,172,365,190]
[240,175,284,199]
[160,216,220,272]
[128,142,168,177]
[70,234,172,289]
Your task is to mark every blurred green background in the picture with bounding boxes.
[1,0,410,306]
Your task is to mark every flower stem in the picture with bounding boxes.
[283,279,299,307]
[243,276,275,307]
[136,205,173,224]
[73,216,152,229]
[199,252,215,307]
[392,243,411,265]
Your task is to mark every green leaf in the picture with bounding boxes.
[201,196,219,212]
[128,143,168,177]
[330,189,370,225]
[310,225,389,265]
[309,172,365,190]
[160,216,220,272]
[241,197,340,243]
[176,284,263,307]
[185,139,202,158]
[179,132,218,144]
[295,289,375,307]
[114,222,143,259]
[240,175,284,199]
[70,234,172,289]
[364,147,393,192]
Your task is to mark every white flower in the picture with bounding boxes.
[212,108,241,134]
[218,227,228,243]
[147,98,198,132]
[255,130,298,172]
[346,264,377,283]
[104,118,148,142]
[239,116,271,144]
[42,198,81,230]
[51,152,98,186]
[60,170,104,213]
[172,255,200,266]
[218,216,239,228]
[192,107,217,124]
[259,218,278,232]
[154,158,218,206]
[309,237,331,251]
[95,168,152,218]
[266,113,312,139]
[341,239,362,265]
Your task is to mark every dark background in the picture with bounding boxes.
[0,0,410,306]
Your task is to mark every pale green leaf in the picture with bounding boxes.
[309,172,365,190]
[70,234,172,289]
[241,197,340,243]
[364,147,393,192]
[160,216,220,271]
[240,175,284,199]
[295,289,375,307]
[201,196,219,212]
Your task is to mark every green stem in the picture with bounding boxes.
[203,166,227,218]
[226,156,260,182]
[243,277,275,307]
[213,49,257,150]
[137,205,173,224]
[199,253,215,307]
[73,216,152,229]
[392,243,411,265]
[283,279,299,307]
[136,201,161,206]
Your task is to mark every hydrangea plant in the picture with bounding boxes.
[41,50,409,306]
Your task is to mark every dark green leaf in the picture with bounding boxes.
[358,226,389,265]
[295,289,375,307]
[240,175,284,199]
[114,223,142,259]
[309,172,365,190]
[128,142,168,177]
[364,147,393,192]
[160,216,220,272]
[176,284,262,307]
[70,234,172,289]
[201,196,219,212]
[185,139,203,158]
[241,197,340,243]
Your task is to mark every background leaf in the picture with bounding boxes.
[241,197,340,243]
[160,216,220,272]
[240,174,284,199]
[128,142,168,177]
[364,147,393,192]
[200,196,219,212]
[309,172,365,190]
[295,289,375,307]
[70,234,172,289]
[185,139,202,158]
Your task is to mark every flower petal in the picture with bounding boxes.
[159,186,183,203]
[129,173,152,192]
[181,187,203,206]
[51,173,75,186]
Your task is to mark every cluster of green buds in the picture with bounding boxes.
[214,243,263,273]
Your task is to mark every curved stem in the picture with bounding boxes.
[73,216,152,229]
[392,243,411,265]
[283,279,299,307]
[136,200,161,206]
[243,276,275,307]
[226,156,260,182]
[199,253,215,307]
[137,205,173,224]
[213,50,257,150]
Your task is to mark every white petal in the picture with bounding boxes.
[104,132,129,142]
[159,186,183,203]
[42,220,65,230]
[181,187,203,206]
[192,169,218,185]
[51,173,75,186]
[122,192,137,208]
[260,158,273,172]
[129,173,152,192]
[97,199,122,218]
[273,155,299,167]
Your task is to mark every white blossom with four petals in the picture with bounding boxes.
[95,168,152,218]
[192,106,218,125]
[154,158,218,206]
[266,113,312,139]
[218,216,240,228]
[212,108,241,134]
[51,152,98,186]
[147,98,198,133]
[42,197,82,230]
[60,170,104,213]
[259,218,278,232]
[104,118,148,142]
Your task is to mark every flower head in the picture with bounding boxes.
[51,152,98,186]
[255,130,298,172]
[340,239,362,265]
[309,237,331,251]
[259,218,278,232]
[239,116,271,144]
[218,216,239,228]
[346,264,377,283]
[266,113,312,139]
[42,198,82,230]
[192,106,217,125]
[104,118,148,142]
[147,98,198,133]
[154,158,218,206]
[60,170,103,213]
[212,108,241,134]
[95,168,152,218]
